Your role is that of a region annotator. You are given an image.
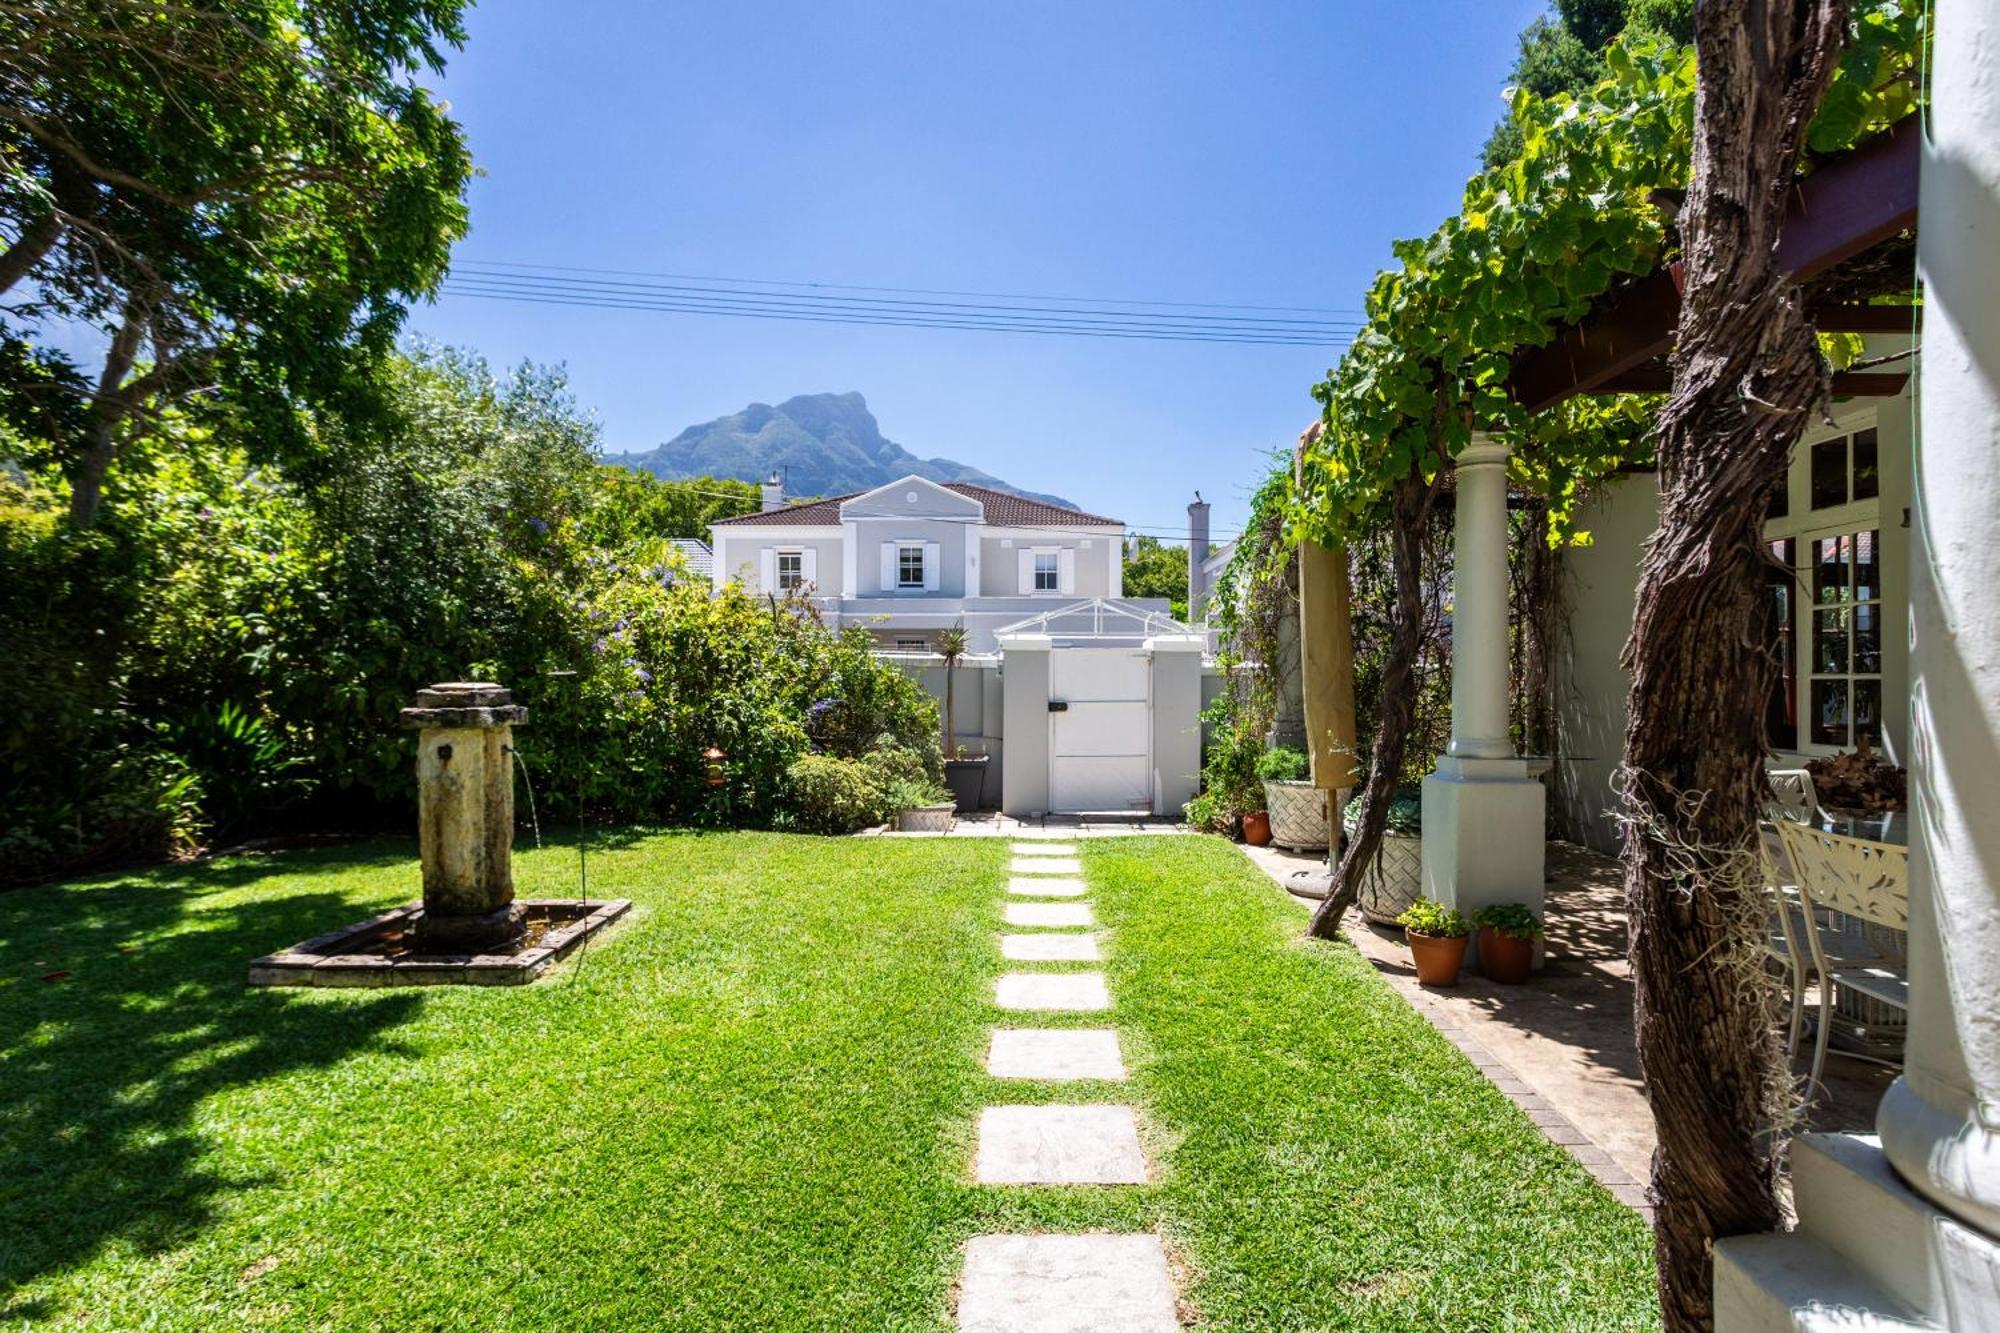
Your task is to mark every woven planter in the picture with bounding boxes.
[1344,817,1424,925]
[1263,780,1330,851]
[893,804,956,833]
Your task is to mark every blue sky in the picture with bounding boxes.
[410,1,1546,542]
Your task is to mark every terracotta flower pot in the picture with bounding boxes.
[1478,926,1535,985]
[1241,810,1272,846]
[1406,930,1469,987]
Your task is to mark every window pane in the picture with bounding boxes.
[1811,679,1850,747]
[1811,437,1848,509]
[1854,679,1882,749]
[899,547,924,585]
[1853,602,1882,674]
[1853,428,1879,502]
[1764,538,1798,750]
[1765,471,1789,521]
[1813,535,1851,603]
[1813,608,1849,674]
[1853,529,1881,601]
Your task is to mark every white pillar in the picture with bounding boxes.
[1447,440,1515,759]
[1421,437,1545,944]
[1877,0,2000,1238]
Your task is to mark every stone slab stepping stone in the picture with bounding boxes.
[1010,858,1084,877]
[957,1233,1176,1332]
[1005,901,1094,928]
[995,972,1112,1012]
[974,1105,1149,1184]
[1011,843,1078,857]
[986,1028,1126,1081]
[1006,877,1088,897]
[1001,932,1102,962]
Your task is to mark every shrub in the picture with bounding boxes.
[1254,746,1310,782]
[881,776,951,810]
[1344,785,1424,836]
[1471,902,1544,940]
[1396,898,1469,938]
[783,754,888,834]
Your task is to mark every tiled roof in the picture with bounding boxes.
[669,537,713,578]
[713,481,1119,528]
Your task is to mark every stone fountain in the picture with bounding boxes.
[399,682,529,952]
[248,680,630,987]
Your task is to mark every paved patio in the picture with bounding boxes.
[1240,837,1894,1217]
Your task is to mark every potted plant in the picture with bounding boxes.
[935,623,989,811]
[887,777,957,833]
[1257,746,1329,851]
[1343,787,1424,925]
[1240,809,1273,845]
[1396,897,1470,987]
[1472,903,1541,984]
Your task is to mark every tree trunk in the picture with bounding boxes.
[1310,469,1437,938]
[67,299,149,529]
[944,662,956,757]
[0,209,62,296]
[1620,3,1845,1328]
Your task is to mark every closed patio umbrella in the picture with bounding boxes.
[1298,536,1357,793]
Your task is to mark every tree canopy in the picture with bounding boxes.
[0,0,474,525]
[1293,1,1924,552]
[1121,534,1189,620]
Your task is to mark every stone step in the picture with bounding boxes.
[1714,1233,1940,1332]
[974,1104,1148,1184]
[1011,843,1079,857]
[1010,858,1084,877]
[995,972,1111,1012]
[1001,932,1102,962]
[986,1028,1126,1081]
[957,1234,1176,1332]
[1789,1134,1947,1317]
[1004,901,1094,929]
[1006,877,1088,898]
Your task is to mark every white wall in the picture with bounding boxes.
[711,531,846,596]
[851,517,971,597]
[978,531,1118,596]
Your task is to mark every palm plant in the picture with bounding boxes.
[935,622,969,758]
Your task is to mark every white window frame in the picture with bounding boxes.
[1032,550,1060,592]
[896,542,926,590]
[776,549,805,592]
[893,636,929,653]
[1762,419,1884,754]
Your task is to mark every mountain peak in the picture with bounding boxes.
[605,392,1076,508]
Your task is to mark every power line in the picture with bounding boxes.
[457,257,1365,318]
[439,277,1354,347]
[451,263,1361,332]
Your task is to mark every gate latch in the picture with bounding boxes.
[1047,700,1069,712]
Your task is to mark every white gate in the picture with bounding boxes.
[1049,649,1152,813]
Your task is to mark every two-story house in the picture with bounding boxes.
[708,474,1168,653]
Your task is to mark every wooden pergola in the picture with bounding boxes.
[1508,115,1920,413]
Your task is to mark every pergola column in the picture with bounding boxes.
[1876,0,2000,1241]
[1421,437,1545,946]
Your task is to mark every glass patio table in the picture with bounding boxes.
[1816,809,1907,846]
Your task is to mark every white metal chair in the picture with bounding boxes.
[1758,770,1828,1055]
[1774,819,1910,1095]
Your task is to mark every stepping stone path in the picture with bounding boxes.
[960,841,1179,1331]
[1005,877,1088,898]
[1004,901,1094,929]
[1000,932,1101,962]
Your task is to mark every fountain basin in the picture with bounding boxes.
[249,898,631,987]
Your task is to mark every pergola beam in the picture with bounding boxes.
[1508,117,1920,412]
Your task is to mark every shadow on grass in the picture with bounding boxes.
[0,846,428,1311]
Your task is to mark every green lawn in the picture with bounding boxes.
[0,832,1659,1329]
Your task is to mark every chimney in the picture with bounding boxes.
[760,470,784,513]
[1186,492,1211,620]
